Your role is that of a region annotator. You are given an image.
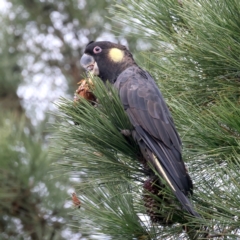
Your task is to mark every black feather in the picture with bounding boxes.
[115,66,198,216]
[82,41,199,217]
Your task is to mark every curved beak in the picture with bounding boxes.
[80,54,99,76]
[80,54,94,70]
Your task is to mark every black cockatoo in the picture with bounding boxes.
[80,41,199,218]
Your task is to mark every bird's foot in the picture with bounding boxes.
[120,129,132,136]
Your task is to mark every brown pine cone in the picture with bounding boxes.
[143,177,174,225]
[74,79,96,103]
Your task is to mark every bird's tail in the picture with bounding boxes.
[135,126,200,217]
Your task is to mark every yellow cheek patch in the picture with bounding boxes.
[109,48,124,62]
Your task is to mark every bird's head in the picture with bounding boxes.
[80,41,135,83]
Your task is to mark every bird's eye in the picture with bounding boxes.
[93,46,102,54]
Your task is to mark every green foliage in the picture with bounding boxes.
[114,0,240,104]
[53,79,155,238]
[54,80,141,183]
[53,0,240,238]
[0,113,73,239]
[112,0,240,238]
[0,0,142,238]
[53,78,202,239]
[71,183,154,240]
[0,16,22,98]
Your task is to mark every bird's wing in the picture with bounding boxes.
[115,66,198,216]
[115,66,181,151]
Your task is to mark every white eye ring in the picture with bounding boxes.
[93,46,102,54]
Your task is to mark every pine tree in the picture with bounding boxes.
[1,0,133,239]
[54,0,240,239]
[0,11,75,239]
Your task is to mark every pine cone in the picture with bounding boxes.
[72,192,81,209]
[143,177,174,225]
[74,79,96,103]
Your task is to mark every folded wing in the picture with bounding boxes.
[115,66,199,216]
